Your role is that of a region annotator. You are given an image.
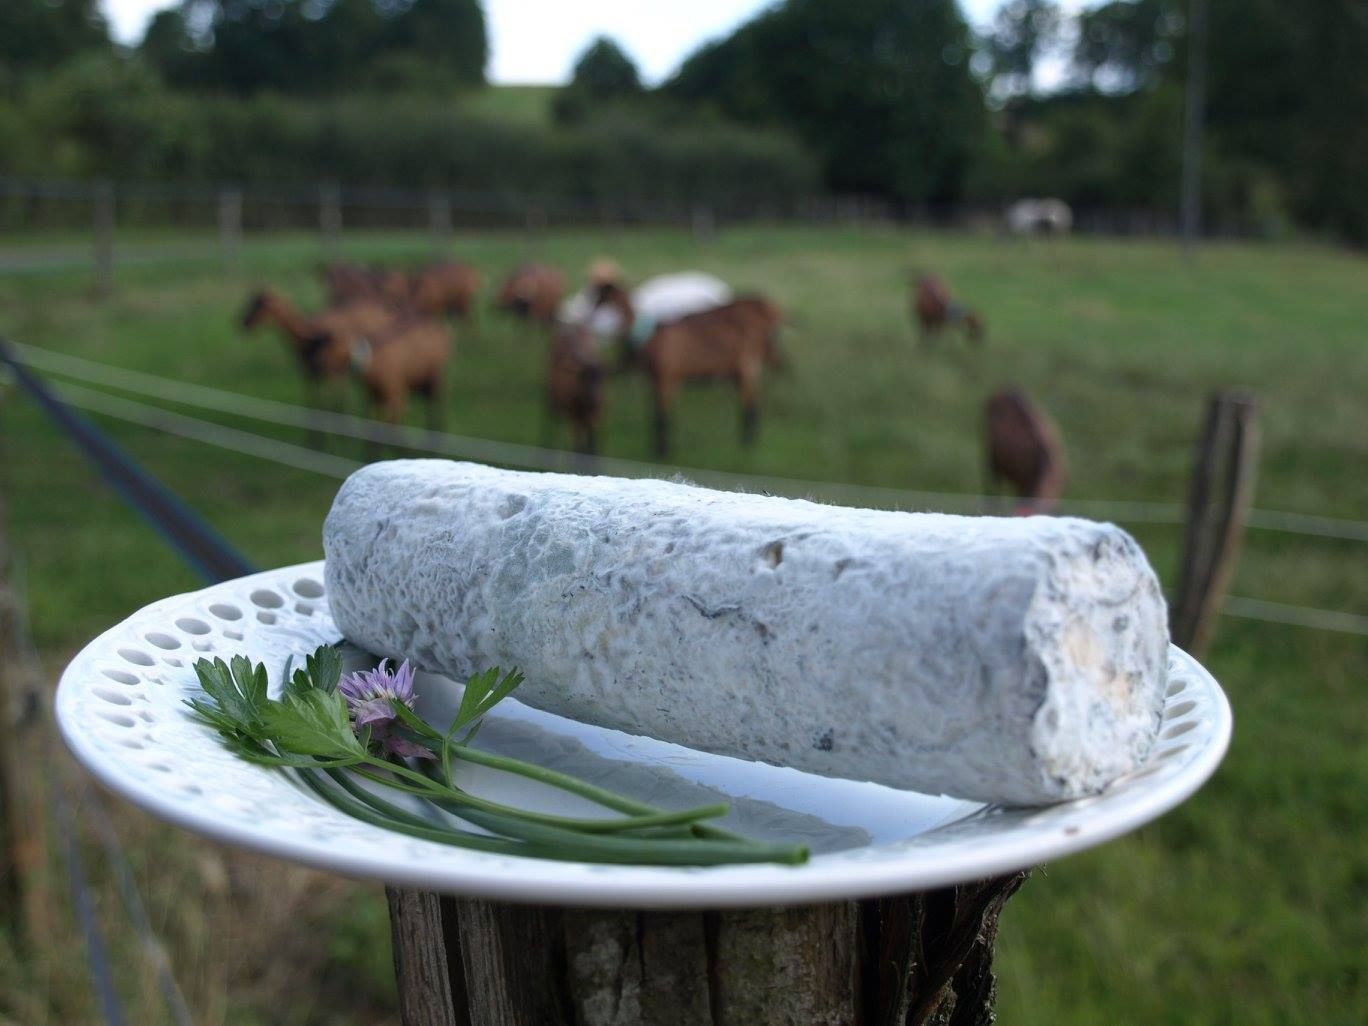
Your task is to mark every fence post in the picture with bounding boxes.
[524,204,547,238]
[0,406,51,949]
[690,204,716,243]
[1171,391,1260,656]
[218,186,243,269]
[428,190,453,255]
[320,182,343,256]
[92,180,115,300]
[386,872,1027,1026]
[217,187,243,271]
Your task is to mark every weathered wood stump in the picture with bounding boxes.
[1171,391,1260,656]
[387,872,1027,1026]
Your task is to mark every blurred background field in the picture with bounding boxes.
[1,225,1364,1025]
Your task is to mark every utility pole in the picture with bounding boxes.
[1180,0,1210,255]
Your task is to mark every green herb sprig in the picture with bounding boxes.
[186,646,809,867]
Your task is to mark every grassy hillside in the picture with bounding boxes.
[461,84,557,126]
[0,227,1363,1025]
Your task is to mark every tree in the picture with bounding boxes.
[665,0,986,204]
[377,0,488,89]
[1072,0,1178,92]
[140,0,486,94]
[553,36,643,123]
[0,0,109,85]
[571,37,643,99]
[985,0,1062,98]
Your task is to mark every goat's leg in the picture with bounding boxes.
[424,378,445,436]
[652,378,673,459]
[539,394,558,450]
[983,461,1005,515]
[322,379,349,454]
[738,364,760,447]
[362,412,381,464]
[304,379,324,450]
[741,404,759,447]
[389,395,411,457]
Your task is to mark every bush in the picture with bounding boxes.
[0,66,819,218]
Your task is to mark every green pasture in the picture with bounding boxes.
[459,83,556,126]
[0,226,1363,1026]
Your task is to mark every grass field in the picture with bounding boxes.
[460,83,556,126]
[1,226,1364,1026]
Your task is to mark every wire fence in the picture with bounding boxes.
[11,340,1368,543]
[0,315,1362,1024]
[0,174,1236,287]
[0,174,901,249]
[2,339,1363,637]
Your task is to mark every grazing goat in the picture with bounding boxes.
[408,261,482,319]
[984,388,1067,515]
[240,289,398,388]
[1006,198,1073,236]
[495,263,567,323]
[913,274,984,345]
[543,322,605,456]
[590,274,733,371]
[321,263,409,307]
[321,314,454,432]
[618,294,784,457]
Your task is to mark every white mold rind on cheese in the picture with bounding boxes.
[323,460,1169,805]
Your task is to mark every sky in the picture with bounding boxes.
[101,0,1013,85]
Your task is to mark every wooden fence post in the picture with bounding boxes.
[1171,391,1260,656]
[217,187,243,271]
[525,205,547,238]
[428,191,453,255]
[0,409,51,949]
[386,872,1028,1026]
[92,180,115,300]
[320,183,343,256]
[691,204,716,243]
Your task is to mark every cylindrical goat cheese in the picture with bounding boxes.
[323,460,1169,805]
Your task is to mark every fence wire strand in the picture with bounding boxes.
[11,340,1368,541]
[29,367,1368,639]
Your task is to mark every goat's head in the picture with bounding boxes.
[299,331,339,379]
[592,281,634,326]
[495,268,533,315]
[240,290,272,330]
[965,311,986,344]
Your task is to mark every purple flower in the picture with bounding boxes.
[337,659,432,760]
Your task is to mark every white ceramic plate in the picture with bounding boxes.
[56,561,1231,909]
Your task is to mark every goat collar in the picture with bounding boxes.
[351,337,374,373]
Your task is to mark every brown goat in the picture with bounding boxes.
[543,322,605,455]
[240,289,399,386]
[984,388,1067,514]
[320,315,453,431]
[408,261,482,319]
[595,284,783,457]
[321,263,410,307]
[495,263,568,323]
[913,274,984,344]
